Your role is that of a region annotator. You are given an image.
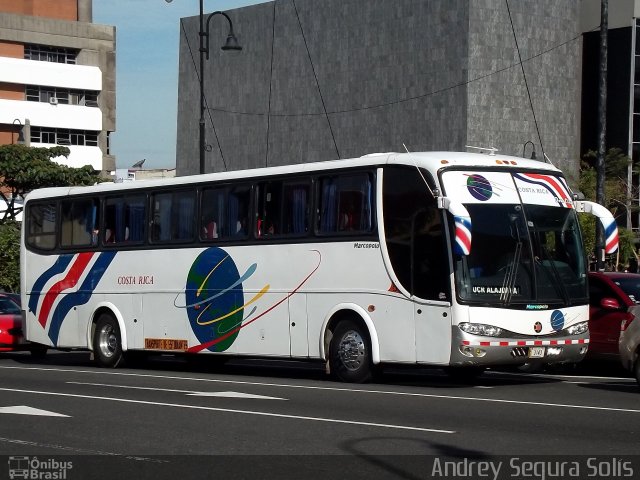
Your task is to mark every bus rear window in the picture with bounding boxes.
[26,202,57,250]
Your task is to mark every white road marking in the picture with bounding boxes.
[0,387,455,434]
[0,436,167,461]
[188,392,285,399]
[1,365,638,414]
[495,370,632,382]
[0,406,69,417]
[67,381,286,400]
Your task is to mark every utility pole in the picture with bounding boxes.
[596,0,608,271]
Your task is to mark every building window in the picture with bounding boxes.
[30,127,99,147]
[24,85,99,107]
[24,44,77,64]
[631,19,640,230]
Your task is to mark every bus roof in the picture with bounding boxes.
[24,151,563,201]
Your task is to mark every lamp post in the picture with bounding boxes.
[522,141,537,160]
[166,0,241,174]
[12,119,24,144]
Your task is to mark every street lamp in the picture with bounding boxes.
[166,0,242,174]
[522,141,536,160]
[12,119,24,144]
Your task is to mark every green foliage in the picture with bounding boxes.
[0,145,104,292]
[0,221,20,292]
[0,144,101,222]
[576,148,636,270]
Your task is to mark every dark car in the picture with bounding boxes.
[588,272,640,361]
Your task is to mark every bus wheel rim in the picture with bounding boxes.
[98,325,117,358]
[338,330,366,371]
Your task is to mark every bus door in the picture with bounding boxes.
[411,206,453,364]
[382,165,453,363]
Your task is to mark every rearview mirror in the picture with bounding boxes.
[437,197,471,255]
[599,297,621,310]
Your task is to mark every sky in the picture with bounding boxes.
[93,0,266,169]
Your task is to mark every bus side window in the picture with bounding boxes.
[282,182,310,235]
[318,173,373,234]
[255,181,282,238]
[60,198,99,248]
[105,195,146,245]
[200,185,249,241]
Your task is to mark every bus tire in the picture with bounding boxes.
[29,344,48,360]
[634,356,640,388]
[93,313,124,368]
[329,320,373,383]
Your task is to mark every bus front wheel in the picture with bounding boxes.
[93,314,124,368]
[329,320,373,383]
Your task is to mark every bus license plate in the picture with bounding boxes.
[528,346,545,358]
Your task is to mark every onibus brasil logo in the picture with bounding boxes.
[8,456,72,480]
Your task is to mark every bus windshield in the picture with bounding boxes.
[453,203,588,306]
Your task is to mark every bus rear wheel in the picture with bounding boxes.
[93,313,124,368]
[329,320,373,383]
[29,344,48,359]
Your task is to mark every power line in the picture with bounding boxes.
[292,0,340,159]
[505,0,545,159]
[180,18,228,171]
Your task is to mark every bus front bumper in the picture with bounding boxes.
[449,330,590,367]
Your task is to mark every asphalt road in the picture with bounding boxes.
[0,351,638,479]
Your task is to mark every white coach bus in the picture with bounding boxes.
[20,151,618,382]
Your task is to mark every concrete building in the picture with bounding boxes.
[0,0,115,172]
[111,167,176,182]
[580,0,640,231]
[176,0,583,177]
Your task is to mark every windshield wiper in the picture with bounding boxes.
[538,245,570,305]
[500,213,525,305]
[500,241,522,305]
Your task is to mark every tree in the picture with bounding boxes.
[0,145,104,292]
[575,148,637,270]
[0,220,20,292]
[0,144,101,222]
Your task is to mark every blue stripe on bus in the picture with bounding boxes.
[48,251,117,345]
[28,255,74,315]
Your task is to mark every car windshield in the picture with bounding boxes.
[611,277,640,304]
[453,203,588,307]
[0,298,20,314]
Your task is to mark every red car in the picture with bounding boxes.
[0,293,25,352]
[588,272,640,361]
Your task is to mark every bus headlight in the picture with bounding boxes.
[459,323,503,337]
[566,321,588,335]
